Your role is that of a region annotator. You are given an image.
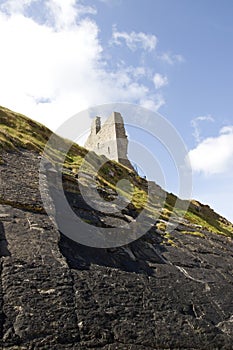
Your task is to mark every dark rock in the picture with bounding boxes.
[0,150,233,349]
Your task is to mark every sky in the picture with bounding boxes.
[0,0,232,222]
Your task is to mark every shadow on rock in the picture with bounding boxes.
[59,228,166,276]
[0,222,11,257]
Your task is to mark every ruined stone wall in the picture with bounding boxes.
[85,112,133,170]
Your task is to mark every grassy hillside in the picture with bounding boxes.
[0,106,52,152]
[1,105,233,239]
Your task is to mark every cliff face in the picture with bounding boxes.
[0,107,233,349]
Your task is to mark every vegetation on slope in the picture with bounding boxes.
[0,105,87,164]
[0,105,233,239]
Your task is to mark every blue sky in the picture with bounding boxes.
[0,0,232,222]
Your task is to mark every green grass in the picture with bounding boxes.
[0,105,87,171]
[179,230,205,238]
[181,210,233,239]
[163,232,177,246]
[0,106,51,152]
[156,222,167,232]
[1,105,233,240]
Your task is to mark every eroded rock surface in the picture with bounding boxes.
[0,151,233,349]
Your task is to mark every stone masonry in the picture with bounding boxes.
[85,112,134,170]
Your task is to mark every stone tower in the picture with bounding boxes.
[85,112,134,170]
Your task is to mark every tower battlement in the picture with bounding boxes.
[85,112,134,170]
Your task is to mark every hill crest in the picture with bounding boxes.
[0,105,233,348]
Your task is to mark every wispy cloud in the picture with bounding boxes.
[0,0,36,14]
[140,94,165,112]
[158,52,184,65]
[46,0,96,30]
[111,26,157,52]
[191,115,214,143]
[153,73,168,89]
[188,125,233,175]
[98,0,121,4]
[0,0,97,29]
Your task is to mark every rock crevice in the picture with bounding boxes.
[0,150,232,349]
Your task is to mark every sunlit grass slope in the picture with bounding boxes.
[1,105,232,239]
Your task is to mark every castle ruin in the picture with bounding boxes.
[85,112,134,171]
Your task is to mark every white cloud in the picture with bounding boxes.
[0,0,164,133]
[188,126,233,175]
[0,0,36,14]
[158,52,184,65]
[140,95,165,111]
[0,0,96,26]
[112,26,157,51]
[46,0,96,30]
[191,115,214,143]
[0,11,102,124]
[153,73,168,89]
